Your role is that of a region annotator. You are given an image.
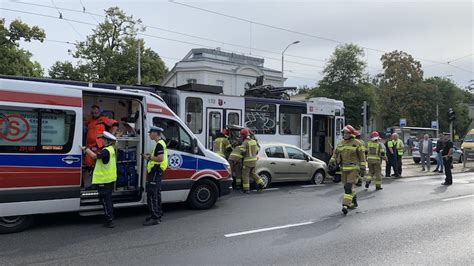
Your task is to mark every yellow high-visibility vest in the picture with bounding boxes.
[92,146,117,184]
[147,139,168,173]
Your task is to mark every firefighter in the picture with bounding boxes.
[80,132,117,228]
[329,125,366,215]
[240,128,265,194]
[142,126,168,226]
[213,128,232,159]
[366,131,386,190]
[228,140,244,190]
[354,130,367,186]
[83,105,119,188]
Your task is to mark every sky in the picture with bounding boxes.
[1,0,473,88]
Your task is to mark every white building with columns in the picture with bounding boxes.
[161,48,283,96]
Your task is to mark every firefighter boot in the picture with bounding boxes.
[376,185,383,190]
[342,206,348,215]
[356,179,362,187]
[365,181,371,189]
[349,195,358,209]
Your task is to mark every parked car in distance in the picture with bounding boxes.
[256,143,328,188]
[412,139,463,164]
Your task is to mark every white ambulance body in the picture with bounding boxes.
[0,76,232,234]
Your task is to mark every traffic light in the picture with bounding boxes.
[447,108,455,122]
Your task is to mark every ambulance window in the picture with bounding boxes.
[0,108,75,153]
[244,101,276,134]
[279,106,304,135]
[185,97,203,134]
[153,117,193,154]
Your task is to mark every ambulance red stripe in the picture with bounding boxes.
[0,167,80,188]
[0,90,82,107]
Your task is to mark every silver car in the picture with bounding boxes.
[256,143,328,188]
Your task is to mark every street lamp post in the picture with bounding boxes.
[281,41,300,85]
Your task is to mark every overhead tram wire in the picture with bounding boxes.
[50,0,84,39]
[0,7,324,80]
[11,1,328,64]
[78,0,102,25]
[0,7,326,71]
[169,0,473,73]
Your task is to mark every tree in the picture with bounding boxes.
[0,19,45,77]
[308,43,375,127]
[377,50,434,128]
[425,77,472,136]
[49,7,167,84]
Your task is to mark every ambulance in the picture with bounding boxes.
[0,75,232,234]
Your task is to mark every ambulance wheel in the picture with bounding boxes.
[0,215,34,234]
[188,179,218,210]
[311,170,325,184]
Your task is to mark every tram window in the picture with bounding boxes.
[244,102,276,134]
[185,97,203,134]
[279,106,304,135]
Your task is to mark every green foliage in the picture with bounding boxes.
[425,77,472,136]
[378,50,430,128]
[0,19,45,77]
[308,43,375,127]
[49,7,167,85]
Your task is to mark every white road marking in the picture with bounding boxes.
[251,188,280,192]
[300,184,326,188]
[441,195,474,202]
[225,221,314,238]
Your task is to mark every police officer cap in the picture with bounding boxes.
[148,126,164,133]
[101,131,117,141]
[386,132,392,137]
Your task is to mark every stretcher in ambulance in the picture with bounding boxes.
[0,75,232,234]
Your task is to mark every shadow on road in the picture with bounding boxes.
[431,185,449,194]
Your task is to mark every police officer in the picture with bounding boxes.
[330,125,366,215]
[80,131,117,228]
[392,133,404,177]
[142,126,168,226]
[366,131,386,190]
[354,130,367,186]
[386,133,400,177]
[240,128,265,194]
[213,128,232,159]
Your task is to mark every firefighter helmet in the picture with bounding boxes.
[240,128,250,137]
[370,131,380,140]
[342,125,356,135]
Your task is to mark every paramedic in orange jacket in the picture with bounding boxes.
[83,105,118,187]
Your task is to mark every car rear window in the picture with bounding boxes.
[265,146,285,158]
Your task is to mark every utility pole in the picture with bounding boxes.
[362,101,367,140]
[137,40,141,85]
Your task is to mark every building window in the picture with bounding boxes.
[187,78,197,84]
[244,101,276,134]
[279,105,304,135]
[0,107,75,153]
[185,97,203,134]
[216,80,224,87]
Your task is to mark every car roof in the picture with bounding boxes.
[259,142,298,148]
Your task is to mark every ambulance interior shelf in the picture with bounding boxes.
[114,135,140,191]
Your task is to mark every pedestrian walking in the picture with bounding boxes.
[407,137,414,156]
[419,134,433,172]
[142,126,168,226]
[433,136,445,173]
[366,131,386,190]
[329,125,366,215]
[80,131,118,228]
[441,133,454,185]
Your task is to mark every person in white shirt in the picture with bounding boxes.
[418,134,433,171]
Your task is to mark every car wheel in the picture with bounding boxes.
[311,170,325,185]
[0,215,34,234]
[188,179,218,210]
[258,172,271,188]
[413,158,420,164]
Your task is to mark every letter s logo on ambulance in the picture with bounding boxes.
[168,154,183,169]
[0,114,30,142]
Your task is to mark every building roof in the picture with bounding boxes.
[183,48,265,67]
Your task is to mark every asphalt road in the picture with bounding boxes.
[1,172,473,265]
